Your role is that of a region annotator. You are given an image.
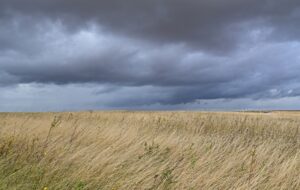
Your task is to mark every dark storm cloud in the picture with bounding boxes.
[1,0,300,51]
[1,0,300,109]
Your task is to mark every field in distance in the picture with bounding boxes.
[0,111,299,190]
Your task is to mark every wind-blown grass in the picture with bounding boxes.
[0,111,299,189]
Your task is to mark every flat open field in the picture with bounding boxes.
[0,111,299,190]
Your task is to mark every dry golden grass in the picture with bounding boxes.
[0,111,299,190]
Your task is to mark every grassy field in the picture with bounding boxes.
[0,111,299,190]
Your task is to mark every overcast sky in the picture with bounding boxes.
[1,0,300,111]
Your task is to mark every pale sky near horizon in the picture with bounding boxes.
[1,0,300,111]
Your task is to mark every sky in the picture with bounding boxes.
[1,0,300,111]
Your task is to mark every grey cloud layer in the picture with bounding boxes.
[1,0,300,51]
[1,0,300,108]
